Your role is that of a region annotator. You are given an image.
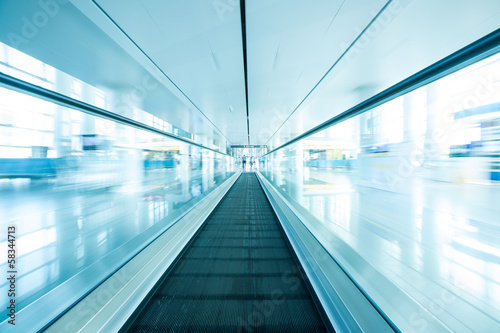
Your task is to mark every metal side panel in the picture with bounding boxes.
[45,172,241,333]
[256,172,397,333]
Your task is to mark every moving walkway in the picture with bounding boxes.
[46,172,394,333]
[124,173,329,332]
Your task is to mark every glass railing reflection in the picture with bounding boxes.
[0,92,234,327]
[260,52,500,331]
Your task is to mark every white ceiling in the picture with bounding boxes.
[0,0,232,150]
[93,0,248,144]
[1,0,500,149]
[82,0,500,147]
[246,0,388,144]
[265,0,500,150]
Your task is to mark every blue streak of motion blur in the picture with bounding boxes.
[0,43,235,329]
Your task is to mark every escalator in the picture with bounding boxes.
[124,173,330,332]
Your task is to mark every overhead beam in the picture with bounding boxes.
[240,0,250,144]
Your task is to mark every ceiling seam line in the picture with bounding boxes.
[240,0,250,145]
[264,0,393,146]
[324,0,347,36]
[90,0,232,145]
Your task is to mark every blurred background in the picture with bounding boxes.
[0,0,499,331]
[0,41,235,321]
[260,52,500,331]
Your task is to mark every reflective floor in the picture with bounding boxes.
[261,166,500,332]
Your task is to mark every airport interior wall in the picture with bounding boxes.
[1,26,500,333]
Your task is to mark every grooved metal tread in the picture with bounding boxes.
[127,173,328,332]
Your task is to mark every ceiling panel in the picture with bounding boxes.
[265,0,500,150]
[0,0,235,150]
[94,0,248,144]
[4,0,499,151]
[246,0,389,144]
